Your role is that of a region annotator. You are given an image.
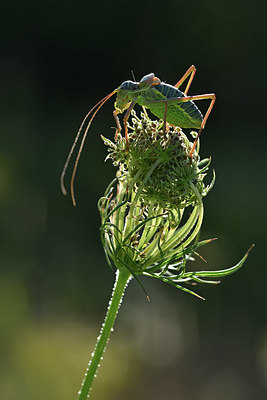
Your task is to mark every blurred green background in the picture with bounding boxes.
[1,0,266,399]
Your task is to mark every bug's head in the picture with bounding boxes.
[115,80,139,112]
[138,73,161,90]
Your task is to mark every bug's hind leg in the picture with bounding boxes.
[174,65,196,95]
[189,94,216,157]
[144,92,216,157]
[163,100,168,134]
[142,105,169,133]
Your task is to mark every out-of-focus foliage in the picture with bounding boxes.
[0,0,266,398]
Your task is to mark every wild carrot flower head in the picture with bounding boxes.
[99,111,252,299]
[103,110,214,209]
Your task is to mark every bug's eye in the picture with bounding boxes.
[120,81,130,90]
[120,80,138,91]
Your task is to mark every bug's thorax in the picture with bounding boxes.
[114,81,136,112]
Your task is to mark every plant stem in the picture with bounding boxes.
[77,269,131,400]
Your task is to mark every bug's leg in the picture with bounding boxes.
[188,94,216,157]
[123,101,137,141]
[113,101,132,141]
[163,100,168,133]
[145,93,216,156]
[113,109,122,141]
[174,65,196,95]
[142,106,148,117]
[145,93,216,128]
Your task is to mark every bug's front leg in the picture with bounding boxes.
[122,101,137,141]
[113,109,122,141]
[113,101,136,141]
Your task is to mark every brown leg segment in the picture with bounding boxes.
[123,101,136,141]
[163,100,168,133]
[189,93,216,157]
[113,101,135,141]
[113,109,122,141]
[174,65,196,95]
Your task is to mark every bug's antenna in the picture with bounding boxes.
[60,89,117,205]
[131,70,136,82]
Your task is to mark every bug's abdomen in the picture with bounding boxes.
[143,83,203,129]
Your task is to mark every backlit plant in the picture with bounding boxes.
[66,110,253,400]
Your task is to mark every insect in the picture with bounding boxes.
[61,65,216,206]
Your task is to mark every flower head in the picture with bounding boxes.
[99,111,252,299]
[103,110,214,209]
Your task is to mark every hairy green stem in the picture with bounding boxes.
[77,269,131,400]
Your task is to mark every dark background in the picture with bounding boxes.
[1,1,266,399]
